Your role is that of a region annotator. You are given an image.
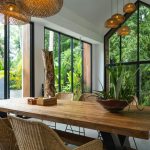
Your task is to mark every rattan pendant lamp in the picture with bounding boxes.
[105,0,118,28]
[123,0,136,13]
[112,0,125,24]
[0,0,30,25]
[20,0,63,17]
[117,26,130,36]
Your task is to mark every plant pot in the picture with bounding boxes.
[98,99,131,113]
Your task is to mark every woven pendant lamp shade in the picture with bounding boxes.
[0,0,30,25]
[112,13,125,24]
[123,3,136,13]
[105,18,118,28]
[117,26,130,36]
[20,0,63,17]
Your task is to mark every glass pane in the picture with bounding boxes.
[121,11,137,62]
[139,5,150,61]
[140,64,150,106]
[0,15,4,99]
[60,35,71,92]
[107,65,136,99]
[9,25,23,98]
[44,29,59,92]
[73,39,82,100]
[83,42,91,92]
[109,33,120,64]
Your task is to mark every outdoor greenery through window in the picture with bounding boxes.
[0,15,32,99]
[44,28,92,100]
[105,1,150,106]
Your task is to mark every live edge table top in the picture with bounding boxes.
[0,98,150,139]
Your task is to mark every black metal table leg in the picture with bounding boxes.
[101,131,130,150]
[0,112,7,118]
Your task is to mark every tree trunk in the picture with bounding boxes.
[42,50,56,97]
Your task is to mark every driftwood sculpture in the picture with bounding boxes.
[42,50,56,97]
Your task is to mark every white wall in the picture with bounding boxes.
[34,23,44,96]
[33,22,104,96]
[92,43,104,91]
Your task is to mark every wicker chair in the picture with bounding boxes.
[0,118,18,150]
[55,92,74,101]
[9,116,103,150]
[79,93,98,102]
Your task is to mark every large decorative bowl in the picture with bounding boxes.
[98,99,131,113]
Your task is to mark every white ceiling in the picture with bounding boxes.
[59,0,150,37]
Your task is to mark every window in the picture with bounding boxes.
[0,16,4,99]
[0,16,34,99]
[104,1,150,106]
[44,28,92,100]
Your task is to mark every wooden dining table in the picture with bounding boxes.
[0,98,150,150]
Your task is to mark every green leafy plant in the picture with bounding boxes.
[95,65,138,102]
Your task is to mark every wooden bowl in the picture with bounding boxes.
[97,99,130,113]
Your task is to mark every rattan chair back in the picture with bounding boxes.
[9,117,68,150]
[0,118,18,150]
[79,93,97,102]
[56,92,74,101]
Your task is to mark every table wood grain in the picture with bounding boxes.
[0,98,150,139]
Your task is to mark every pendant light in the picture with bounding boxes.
[19,0,63,18]
[0,0,30,25]
[105,18,118,28]
[123,0,136,13]
[117,26,130,36]
[112,0,125,24]
[105,0,118,28]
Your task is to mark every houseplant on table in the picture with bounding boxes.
[95,65,139,112]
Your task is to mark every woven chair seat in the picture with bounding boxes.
[9,116,103,150]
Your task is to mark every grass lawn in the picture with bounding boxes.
[0,70,4,79]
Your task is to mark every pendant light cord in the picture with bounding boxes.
[117,0,118,13]
[111,0,112,15]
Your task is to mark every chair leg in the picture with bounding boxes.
[97,131,102,140]
[79,127,85,136]
[65,125,73,133]
[133,137,138,150]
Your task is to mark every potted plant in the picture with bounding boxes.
[95,65,138,112]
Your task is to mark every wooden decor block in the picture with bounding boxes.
[36,97,57,106]
[28,98,37,105]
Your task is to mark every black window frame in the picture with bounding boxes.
[44,26,93,94]
[104,0,150,102]
[2,22,35,99]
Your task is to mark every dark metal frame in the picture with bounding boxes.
[2,22,35,98]
[30,22,35,97]
[44,26,93,94]
[104,0,150,101]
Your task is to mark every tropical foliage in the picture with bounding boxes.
[45,30,91,100]
[0,24,22,90]
[108,4,150,106]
